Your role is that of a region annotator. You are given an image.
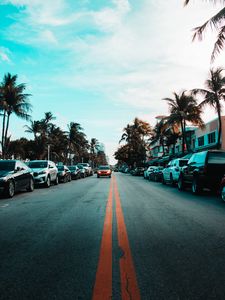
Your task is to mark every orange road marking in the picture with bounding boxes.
[114,176,141,300]
[92,177,113,300]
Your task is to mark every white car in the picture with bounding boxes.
[28,160,59,187]
[162,158,188,185]
[144,166,158,179]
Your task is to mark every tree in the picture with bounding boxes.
[163,91,204,154]
[0,73,32,158]
[184,0,225,62]
[117,118,152,167]
[191,67,225,149]
[24,120,41,140]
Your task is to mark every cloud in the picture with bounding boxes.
[0,47,11,63]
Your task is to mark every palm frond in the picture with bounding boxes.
[192,8,225,42]
[211,25,225,62]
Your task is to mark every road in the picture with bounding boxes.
[0,173,225,300]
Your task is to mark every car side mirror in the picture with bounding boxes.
[14,167,20,172]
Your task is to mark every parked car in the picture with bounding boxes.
[28,160,58,187]
[0,160,34,198]
[131,167,145,176]
[77,163,93,176]
[178,150,225,194]
[144,166,158,179]
[57,165,71,183]
[77,165,86,178]
[149,166,164,182]
[68,165,81,179]
[162,158,188,185]
[220,175,225,202]
[97,165,112,178]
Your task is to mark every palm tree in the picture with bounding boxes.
[0,73,32,158]
[24,120,41,139]
[150,119,167,155]
[184,0,225,62]
[164,91,204,154]
[191,67,225,149]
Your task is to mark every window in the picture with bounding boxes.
[208,152,225,164]
[208,132,216,144]
[198,136,204,147]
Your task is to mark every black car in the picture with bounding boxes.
[0,160,34,198]
[131,167,145,176]
[150,166,164,182]
[68,165,81,179]
[178,150,225,194]
[57,165,71,183]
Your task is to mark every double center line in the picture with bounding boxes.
[92,176,141,300]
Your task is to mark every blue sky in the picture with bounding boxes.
[0,0,224,163]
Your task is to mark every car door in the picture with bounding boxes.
[48,161,57,181]
[13,161,27,190]
[164,162,171,181]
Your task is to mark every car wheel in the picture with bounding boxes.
[97,175,100,178]
[221,186,225,202]
[54,176,59,185]
[170,174,176,187]
[63,176,67,183]
[45,176,51,188]
[178,175,185,191]
[5,180,15,198]
[192,177,202,195]
[27,178,34,192]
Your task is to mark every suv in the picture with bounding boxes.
[162,158,188,185]
[77,163,93,176]
[28,160,58,187]
[178,150,225,194]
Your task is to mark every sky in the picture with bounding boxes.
[0,0,224,164]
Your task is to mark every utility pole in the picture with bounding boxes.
[48,145,50,161]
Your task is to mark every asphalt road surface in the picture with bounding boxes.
[1,173,225,300]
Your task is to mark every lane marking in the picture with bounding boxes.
[114,176,141,300]
[92,177,113,300]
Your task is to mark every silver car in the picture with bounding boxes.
[28,160,58,187]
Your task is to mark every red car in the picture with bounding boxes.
[97,165,112,178]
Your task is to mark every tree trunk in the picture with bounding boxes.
[217,106,222,149]
[4,112,11,158]
[181,120,185,154]
[1,111,6,158]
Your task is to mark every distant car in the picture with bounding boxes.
[77,165,86,178]
[97,165,112,178]
[57,165,71,183]
[178,150,225,194]
[77,163,93,176]
[28,160,58,187]
[162,158,188,185]
[0,160,34,198]
[149,166,164,181]
[144,166,158,180]
[68,165,81,179]
[132,167,145,176]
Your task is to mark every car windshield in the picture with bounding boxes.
[28,161,48,168]
[77,165,84,169]
[57,166,64,171]
[0,161,15,171]
[68,166,76,170]
[98,166,110,170]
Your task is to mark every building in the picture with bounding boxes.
[148,116,225,161]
